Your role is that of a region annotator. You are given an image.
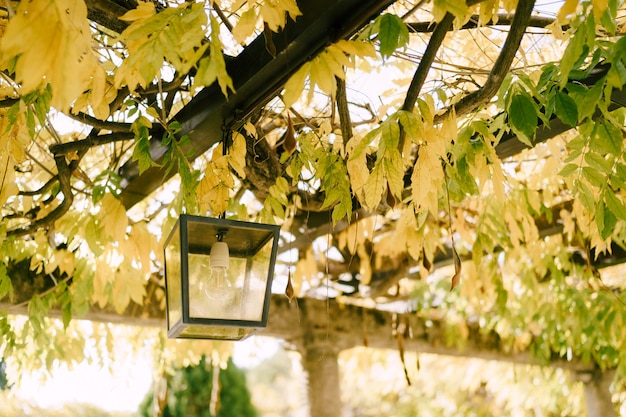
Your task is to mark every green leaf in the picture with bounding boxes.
[596,201,617,240]
[319,153,353,223]
[0,262,14,301]
[573,81,603,121]
[608,57,626,89]
[350,126,381,159]
[584,152,612,173]
[576,180,595,211]
[397,110,423,141]
[582,166,605,187]
[377,14,409,59]
[614,163,626,187]
[592,120,623,156]
[455,157,478,196]
[559,163,579,177]
[508,93,537,144]
[433,0,468,18]
[131,132,156,175]
[554,91,578,126]
[559,25,586,87]
[604,191,626,221]
[378,117,400,158]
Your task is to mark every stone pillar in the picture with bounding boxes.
[576,369,616,417]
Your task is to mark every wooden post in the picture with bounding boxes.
[575,369,616,417]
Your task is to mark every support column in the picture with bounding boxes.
[575,369,616,417]
[302,334,343,417]
[291,299,352,417]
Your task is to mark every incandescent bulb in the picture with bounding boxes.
[199,241,231,299]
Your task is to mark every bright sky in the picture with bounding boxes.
[13,357,154,412]
[7,334,281,413]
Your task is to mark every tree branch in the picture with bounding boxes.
[401,12,455,115]
[49,131,135,156]
[406,13,559,33]
[65,111,132,133]
[435,0,536,123]
[335,76,353,149]
[7,156,75,238]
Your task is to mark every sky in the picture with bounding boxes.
[7,332,282,413]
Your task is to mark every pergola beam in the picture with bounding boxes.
[117,0,395,208]
[0,291,595,373]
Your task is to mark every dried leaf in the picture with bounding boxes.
[263,23,276,57]
[285,270,295,302]
[422,247,432,271]
[282,113,297,155]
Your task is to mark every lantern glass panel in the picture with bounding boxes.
[187,237,275,322]
[164,226,182,331]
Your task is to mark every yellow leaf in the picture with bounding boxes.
[396,205,423,260]
[504,210,524,248]
[232,8,258,44]
[198,15,234,96]
[292,247,316,295]
[260,0,301,32]
[363,164,385,210]
[282,62,310,107]
[0,156,17,206]
[0,0,100,110]
[334,39,377,59]
[119,1,156,22]
[325,45,352,72]
[243,120,258,138]
[112,260,146,314]
[1,110,30,164]
[346,145,370,200]
[44,249,75,276]
[484,142,506,202]
[127,222,156,276]
[411,138,445,214]
[198,156,233,215]
[591,0,608,20]
[557,0,579,20]
[228,131,247,179]
[310,55,336,96]
[94,248,122,308]
[99,194,129,242]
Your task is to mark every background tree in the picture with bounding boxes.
[138,356,257,417]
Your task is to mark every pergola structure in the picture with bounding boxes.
[1,0,626,416]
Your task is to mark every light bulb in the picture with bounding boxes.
[200,241,231,299]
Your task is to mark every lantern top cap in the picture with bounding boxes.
[165,214,281,257]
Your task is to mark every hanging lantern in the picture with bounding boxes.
[163,214,280,340]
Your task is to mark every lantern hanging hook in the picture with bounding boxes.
[218,123,232,221]
[216,228,228,242]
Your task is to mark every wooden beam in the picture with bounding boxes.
[84,0,132,33]
[118,0,395,208]
[0,291,595,372]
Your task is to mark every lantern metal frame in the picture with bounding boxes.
[163,214,281,340]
